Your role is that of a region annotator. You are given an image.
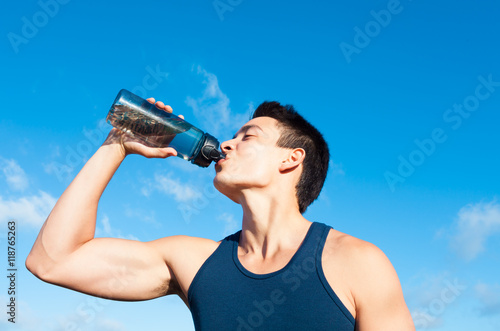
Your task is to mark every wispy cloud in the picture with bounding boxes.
[0,191,56,227]
[95,317,127,331]
[52,301,127,331]
[329,160,345,176]
[43,160,73,182]
[0,157,56,228]
[124,206,161,228]
[411,309,444,329]
[185,66,249,138]
[140,170,220,224]
[0,157,29,191]
[406,271,467,329]
[95,214,139,241]
[142,172,203,203]
[218,212,239,237]
[42,119,109,183]
[407,272,467,307]
[0,295,48,330]
[475,282,500,316]
[449,200,500,261]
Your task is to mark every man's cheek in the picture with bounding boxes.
[241,144,267,163]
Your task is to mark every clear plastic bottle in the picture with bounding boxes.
[106,89,225,167]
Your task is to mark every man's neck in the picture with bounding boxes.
[237,190,311,260]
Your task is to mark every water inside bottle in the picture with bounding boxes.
[107,103,204,160]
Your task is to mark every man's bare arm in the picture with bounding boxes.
[26,100,184,301]
[323,231,415,331]
[351,241,415,331]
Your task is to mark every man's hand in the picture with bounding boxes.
[104,98,184,159]
[25,95,207,303]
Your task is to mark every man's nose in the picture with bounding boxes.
[220,139,234,153]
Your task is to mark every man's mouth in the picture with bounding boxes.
[216,158,226,167]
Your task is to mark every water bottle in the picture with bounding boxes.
[106,89,225,167]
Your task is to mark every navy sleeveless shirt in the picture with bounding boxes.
[188,222,356,330]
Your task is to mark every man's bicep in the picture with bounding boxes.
[354,244,415,331]
[43,238,173,301]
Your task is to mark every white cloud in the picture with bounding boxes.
[218,212,239,237]
[96,317,127,331]
[101,214,112,234]
[43,160,74,183]
[141,171,222,224]
[0,294,48,330]
[124,206,160,227]
[329,160,345,176]
[0,296,124,331]
[407,272,467,307]
[43,119,109,183]
[0,157,29,191]
[246,101,256,114]
[475,282,500,316]
[185,66,249,138]
[0,191,56,227]
[142,172,203,203]
[50,144,61,158]
[51,300,127,331]
[406,272,467,329]
[449,200,500,261]
[411,309,443,329]
[95,214,139,241]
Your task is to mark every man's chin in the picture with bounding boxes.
[213,175,230,193]
[213,176,241,203]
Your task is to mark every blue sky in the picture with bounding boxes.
[1,0,499,330]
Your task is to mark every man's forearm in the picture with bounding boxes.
[27,142,126,272]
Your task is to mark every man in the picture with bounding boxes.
[27,98,415,330]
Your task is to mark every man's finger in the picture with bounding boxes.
[156,102,173,113]
[147,98,173,113]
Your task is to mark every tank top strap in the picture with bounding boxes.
[292,222,332,266]
[313,221,333,260]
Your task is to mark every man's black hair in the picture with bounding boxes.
[252,101,330,213]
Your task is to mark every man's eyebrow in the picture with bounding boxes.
[232,124,263,139]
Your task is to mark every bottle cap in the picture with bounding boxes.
[193,133,225,167]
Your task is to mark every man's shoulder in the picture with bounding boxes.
[323,229,402,296]
[323,229,385,262]
[321,229,403,318]
[323,229,398,287]
[321,228,415,329]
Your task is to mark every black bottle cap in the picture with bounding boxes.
[192,133,225,167]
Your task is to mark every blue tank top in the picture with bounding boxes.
[188,222,356,330]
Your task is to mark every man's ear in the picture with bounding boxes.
[279,148,306,173]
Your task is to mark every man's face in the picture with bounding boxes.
[213,116,289,202]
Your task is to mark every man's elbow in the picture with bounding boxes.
[26,252,42,278]
[25,251,54,282]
